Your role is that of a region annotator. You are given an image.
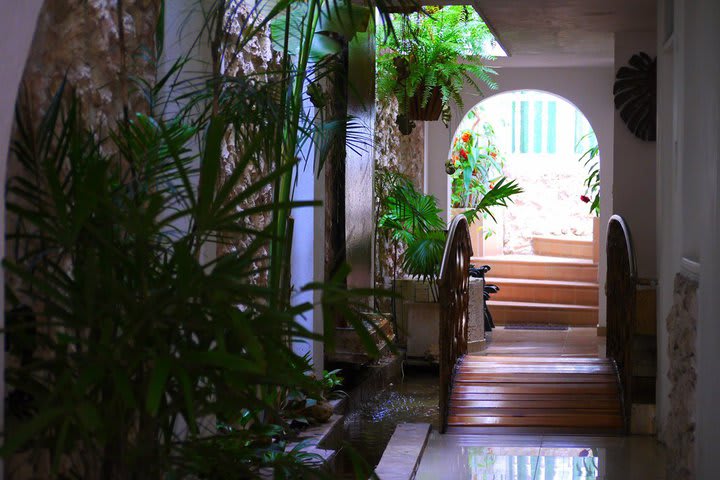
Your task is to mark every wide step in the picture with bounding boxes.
[486,277,598,306]
[447,356,624,434]
[531,236,593,259]
[488,300,598,326]
[473,254,598,282]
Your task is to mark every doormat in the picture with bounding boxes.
[504,324,569,331]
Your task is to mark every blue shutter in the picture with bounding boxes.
[520,101,529,153]
[511,101,517,153]
[533,101,543,153]
[547,101,557,154]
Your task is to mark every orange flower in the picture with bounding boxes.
[490,151,497,159]
[461,132,471,143]
[459,149,468,160]
[489,182,495,190]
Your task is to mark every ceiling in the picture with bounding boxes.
[474,0,656,66]
[423,0,657,67]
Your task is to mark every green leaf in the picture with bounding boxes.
[146,357,172,415]
[0,407,65,456]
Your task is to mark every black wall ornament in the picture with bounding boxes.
[613,52,657,142]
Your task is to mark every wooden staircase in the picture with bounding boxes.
[475,245,599,326]
[446,355,624,434]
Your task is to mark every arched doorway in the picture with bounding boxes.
[447,90,600,260]
[425,67,614,339]
[443,89,605,356]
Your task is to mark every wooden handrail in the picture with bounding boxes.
[438,215,472,433]
[605,214,637,432]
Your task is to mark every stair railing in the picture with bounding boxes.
[438,215,472,433]
[605,214,637,432]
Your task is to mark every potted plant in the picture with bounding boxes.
[376,6,497,133]
[446,111,522,256]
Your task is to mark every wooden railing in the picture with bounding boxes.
[605,214,637,432]
[438,215,472,433]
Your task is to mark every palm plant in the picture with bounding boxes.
[377,171,446,300]
[376,6,497,130]
[1,0,401,477]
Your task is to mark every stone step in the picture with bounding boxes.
[531,235,594,259]
[485,277,599,306]
[488,300,598,326]
[473,254,598,282]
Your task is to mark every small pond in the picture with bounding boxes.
[335,366,440,478]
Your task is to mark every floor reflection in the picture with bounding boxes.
[465,447,599,479]
[415,433,665,480]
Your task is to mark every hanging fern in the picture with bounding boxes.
[376,6,498,123]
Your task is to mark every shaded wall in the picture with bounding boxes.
[0,4,46,476]
[655,1,720,477]
[613,32,658,281]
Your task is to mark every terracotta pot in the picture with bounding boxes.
[406,85,443,121]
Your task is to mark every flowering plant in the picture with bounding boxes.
[577,133,600,216]
[445,114,522,228]
[447,120,505,209]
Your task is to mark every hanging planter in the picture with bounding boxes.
[377,6,498,131]
[406,85,444,121]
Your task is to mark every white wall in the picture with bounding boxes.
[291,111,325,375]
[655,0,682,444]
[426,66,615,325]
[0,1,45,472]
[613,32,658,280]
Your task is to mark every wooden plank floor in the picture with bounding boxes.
[447,355,624,434]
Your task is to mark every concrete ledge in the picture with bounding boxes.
[297,413,345,450]
[373,423,431,480]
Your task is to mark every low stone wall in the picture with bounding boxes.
[397,278,484,358]
[664,273,698,480]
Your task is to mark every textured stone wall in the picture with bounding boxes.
[374,96,425,291]
[7,3,159,477]
[217,6,279,283]
[20,0,159,131]
[375,97,424,189]
[502,154,594,255]
[664,273,698,480]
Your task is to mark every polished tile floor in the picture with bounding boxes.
[482,326,604,357]
[415,432,666,480]
[415,327,665,479]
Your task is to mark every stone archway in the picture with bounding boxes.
[425,65,615,329]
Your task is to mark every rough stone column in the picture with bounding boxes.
[665,272,698,480]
